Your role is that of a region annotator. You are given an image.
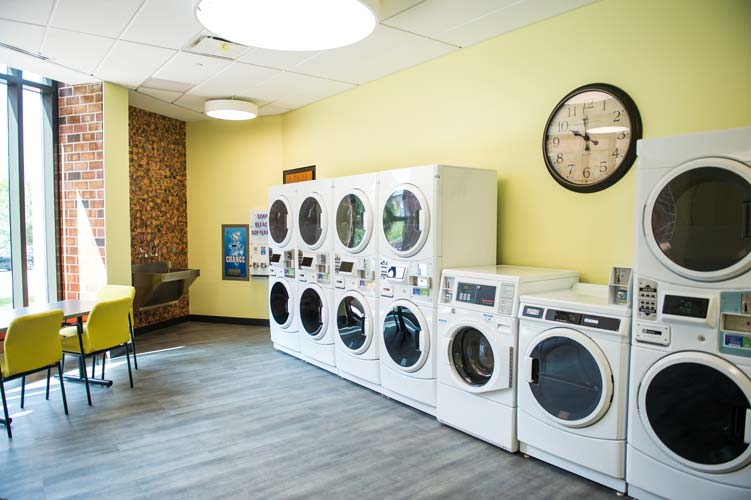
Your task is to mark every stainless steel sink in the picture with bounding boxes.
[132,261,200,312]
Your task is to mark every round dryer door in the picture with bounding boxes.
[382,300,429,372]
[298,193,327,250]
[525,328,613,428]
[269,197,292,247]
[269,280,293,329]
[451,326,495,387]
[299,286,328,340]
[336,191,373,253]
[638,352,751,474]
[336,292,373,355]
[645,157,751,282]
[382,184,430,258]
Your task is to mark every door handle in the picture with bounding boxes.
[743,201,750,239]
[745,408,751,445]
[528,357,539,384]
[418,209,425,231]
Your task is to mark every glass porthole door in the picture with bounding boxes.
[336,190,373,254]
[646,157,751,282]
[299,193,327,250]
[382,184,430,257]
[447,324,512,394]
[382,301,429,372]
[300,285,328,340]
[269,197,292,247]
[336,292,373,355]
[269,280,293,329]
[525,328,613,428]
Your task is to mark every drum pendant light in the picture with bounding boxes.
[205,99,258,120]
[195,0,379,52]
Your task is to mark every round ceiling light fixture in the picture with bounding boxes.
[205,99,258,120]
[195,0,379,52]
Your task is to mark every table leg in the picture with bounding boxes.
[77,316,92,406]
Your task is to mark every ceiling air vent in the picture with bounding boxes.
[187,36,247,60]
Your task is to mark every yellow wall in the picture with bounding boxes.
[186,0,751,318]
[186,116,284,318]
[103,82,132,285]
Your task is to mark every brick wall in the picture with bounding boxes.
[58,82,106,300]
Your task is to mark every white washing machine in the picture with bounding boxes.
[297,281,337,373]
[269,275,299,355]
[377,165,497,309]
[333,172,379,297]
[517,284,631,494]
[334,288,380,392]
[268,184,299,356]
[436,266,579,452]
[297,178,335,288]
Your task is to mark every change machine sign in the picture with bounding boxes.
[222,224,249,281]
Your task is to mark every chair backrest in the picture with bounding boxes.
[3,310,64,377]
[85,297,133,353]
[97,285,136,319]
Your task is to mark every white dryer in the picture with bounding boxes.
[437,266,578,452]
[269,274,299,355]
[334,288,380,392]
[298,281,337,373]
[379,298,436,415]
[377,165,497,308]
[297,179,335,288]
[517,284,631,494]
[333,173,379,296]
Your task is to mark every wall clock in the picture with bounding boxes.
[542,83,642,193]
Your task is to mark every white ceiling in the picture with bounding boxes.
[0,0,597,121]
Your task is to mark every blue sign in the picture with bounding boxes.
[222,224,249,281]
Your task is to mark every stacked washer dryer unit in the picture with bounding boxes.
[268,183,300,357]
[333,173,381,391]
[517,284,631,493]
[627,127,751,500]
[437,266,579,452]
[295,179,338,373]
[377,165,497,415]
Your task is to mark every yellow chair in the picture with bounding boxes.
[1,310,67,439]
[94,285,138,374]
[60,297,134,406]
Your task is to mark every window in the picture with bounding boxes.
[0,67,58,310]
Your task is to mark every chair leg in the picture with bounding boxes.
[91,355,97,379]
[80,354,92,406]
[100,354,106,380]
[129,314,138,370]
[20,376,25,409]
[46,367,52,400]
[1,374,11,438]
[58,362,68,415]
[125,344,134,389]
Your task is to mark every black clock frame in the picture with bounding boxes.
[542,83,642,194]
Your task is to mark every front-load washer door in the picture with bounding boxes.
[270,280,293,329]
[382,184,430,258]
[524,328,613,428]
[645,157,751,282]
[448,323,512,393]
[638,352,751,474]
[382,300,430,373]
[298,192,328,250]
[300,285,328,341]
[336,190,373,254]
[269,196,293,247]
[336,291,373,355]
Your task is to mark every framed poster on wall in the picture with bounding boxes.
[283,165,316,184]
[222,224,249,281]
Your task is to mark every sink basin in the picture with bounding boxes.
[132,261,200,312]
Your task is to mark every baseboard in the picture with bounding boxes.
[188,315,270,327]
[134,316,190,336]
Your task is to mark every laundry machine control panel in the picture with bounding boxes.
[637,277,658,320]
[269,249,296,278]
[334,253,377,292]
[440,276,517,316]
[720,291,751,358]
[297,250,331,286]
[379,258,434,304]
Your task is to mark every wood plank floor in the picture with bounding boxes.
[1,322,623,499]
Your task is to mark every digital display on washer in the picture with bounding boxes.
[339,261,354,273]
[456,282,496,307]
[663,295,709,319]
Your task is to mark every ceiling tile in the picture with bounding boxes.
[382,0,515,38]
[153,52,232,86]
[141,77,193,93]
[258,103,290,116]
[0,0,54,25]
[0,19,45,54]
[51,0,143,38]
[190,62,282,99]
[254,72,354,109]
[379,0,425,20]
[294,25,455,84]
[94,41,175,89]
[435,0,597,47]
[41,29,115,73]
[238,47,320,71]
[122,0,204,49]
[0,45,97,84]
[173,93,207,113]
[129,90,206,121]
[137,87,183,103]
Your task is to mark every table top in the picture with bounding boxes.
[0,299,97,333]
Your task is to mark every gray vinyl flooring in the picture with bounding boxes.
[1,322,622,500]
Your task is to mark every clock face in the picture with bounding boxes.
[543,84,642,193]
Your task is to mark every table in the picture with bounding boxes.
[0,299,109,405]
